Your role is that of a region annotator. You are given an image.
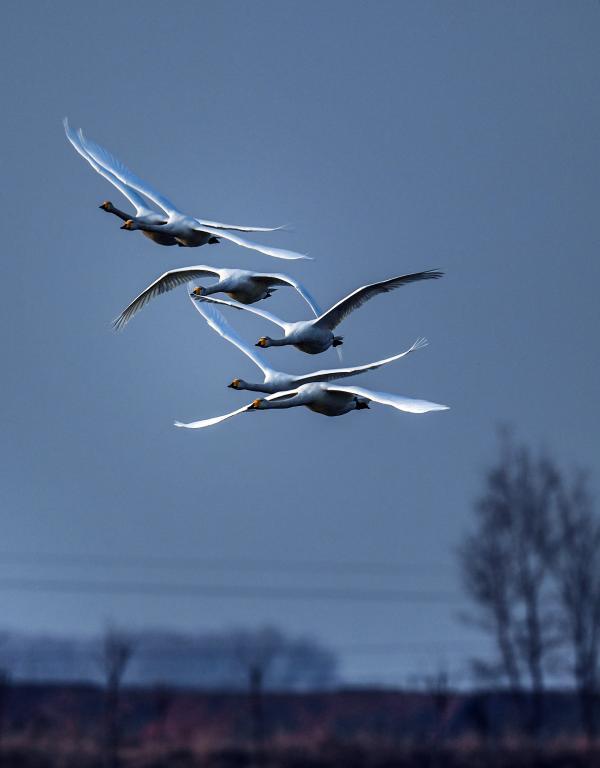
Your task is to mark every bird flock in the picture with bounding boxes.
[64,120,449,430]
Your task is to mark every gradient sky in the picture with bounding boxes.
[1,0,599,686]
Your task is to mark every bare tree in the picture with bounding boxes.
[552,471,600,741]
[230,627,284,764]
[459,429,559,734]
[97,628,134,768]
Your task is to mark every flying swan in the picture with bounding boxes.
[174,382,448,429]
[113,266,323,330]
[64,119,308,260]
[190,298,428,394]
[197,269,443,355]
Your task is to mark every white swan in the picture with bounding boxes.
[191,298,428,394]
[113,267,322,330]
[64,119,308,261]
[64,119,179,246]
[197,269,443,355]
[175,381,448,429]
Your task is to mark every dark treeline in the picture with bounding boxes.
[0,626,337,690]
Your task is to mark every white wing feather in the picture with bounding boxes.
[77,127,181,216]
[326,385,449,413]
[253,273,322,317]
[174,387,300,429]
[188,296,275,375]
[195,296,287,329]
[174,403,253,429]
[197,225,310,261]
[64,119,154,218]
[113,267,223,330]
[196,218,286,233]
[294,338,428,385]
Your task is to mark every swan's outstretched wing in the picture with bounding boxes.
[64,119,155,218]
[196,218,286,233]
[174,403,254,429]
[251,273,322,317]
[326,384,449,414]
[196,225,310,261]
[314,270,443,331]
[194,296,288,329]
[77,127,181,216]
[113,267,222,330]
[188,296,275,376]
[174,387,299,429]
[293,338,428,386]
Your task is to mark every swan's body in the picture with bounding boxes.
[191,298,428,394]
[64,119,308,261]
[199,269,443,355]
[175,381,448,429]
[113,267,322,330]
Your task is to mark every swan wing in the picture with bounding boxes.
[188,296,275,375]
[174,402,255,429]
[174,387,299,429]
[113,267,222,330]
[196,224,310,261]
[293,338,428,385]
[251,273,322,317]
[315,269,443,331]
[326,384,449,413]
[196,218,286,233]
[194,296,287,329]
[64,119,154,218]
[77,126,181,216]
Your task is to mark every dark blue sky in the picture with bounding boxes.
[1,0,599,685]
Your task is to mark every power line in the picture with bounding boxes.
[0,551,456,575]
[0,576,461,604]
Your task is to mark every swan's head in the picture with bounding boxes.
[120,219,137,231]
[248,399,266,410]
[99,201,114,212]
[355,399,370,410]
[191,286,205,297]
[228,378,246,390]
[255,337,272,348]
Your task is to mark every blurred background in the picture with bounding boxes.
[0,1,599,765]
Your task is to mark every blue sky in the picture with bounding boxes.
[1,0,599,686]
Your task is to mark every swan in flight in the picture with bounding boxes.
[175,382,448,429]
[190,298,428,394]
[113,267,322,330]
[64,119,179,246]
[197,269,443,355]
[64,119,309,261]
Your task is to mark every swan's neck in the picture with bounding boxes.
[262,394,304,410]
[201,282,223,297]
[243,382,270,393]
[104,206,131,222]
[267,337,288,347]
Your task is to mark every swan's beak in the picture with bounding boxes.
[248,399,263,410]
[191,286,205,297]
[255,338,268,348]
